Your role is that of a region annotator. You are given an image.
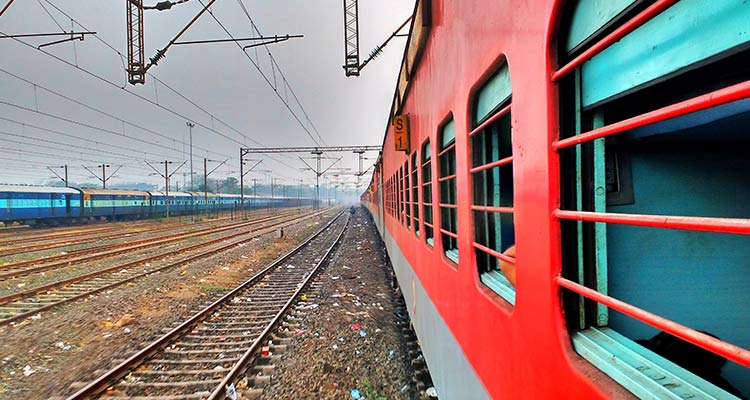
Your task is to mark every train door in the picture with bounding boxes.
[5,194,11,220]
[50,193,55,217]
[83,193,92,217]
[65,194,71,216]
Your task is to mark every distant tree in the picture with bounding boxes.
[196,178,217,193]
[219,177,239,194]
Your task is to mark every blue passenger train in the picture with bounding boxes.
[0,185,314,226]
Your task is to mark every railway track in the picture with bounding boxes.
[0,210,304,280]
[0,210,243,245]
[0,209,334,326]
[0,219,189,245]
[64,211,349,400]
[0,210,283,257]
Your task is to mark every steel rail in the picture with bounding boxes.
[0,209,287,256]
[65,210,348,400]
[208,211,349,399]
[0,213,236,244]
[0,210,319,303]
[0,210,300,278]
[0,209,333,326]
[0,224,135,244]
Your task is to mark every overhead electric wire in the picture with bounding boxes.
[35,0,318,176]
[0,151,159,182]
[0,99,203,162]
[0,130,160,165]
[196,0,324,147]
[0,31,245,158]
[0,67,227,161]
[0,144,153,174]
[235,0,328,146]
[0,115,182,161]
[6,1,337,184]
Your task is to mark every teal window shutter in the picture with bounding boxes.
[475,66,512,124]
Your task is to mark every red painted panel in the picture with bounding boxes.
[364,1,633,398]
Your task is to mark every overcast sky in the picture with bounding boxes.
[0,0,413,191]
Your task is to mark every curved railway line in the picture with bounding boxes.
[0,211,242,245]
[0,209,304,280]
[0,211,276,257]
[64,210,349,400]
[0,208,334,326]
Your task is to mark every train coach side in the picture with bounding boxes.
[363,0,750,399]
[81,188,149,219]
[0,185,82,225]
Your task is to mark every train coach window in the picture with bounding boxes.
[556,1,750,397]
[397,169,402,222]
[470,64,515,304]
[405,160,411,230]
[438,118,458,263]
[411,152,420,237]
[421,140,434,246]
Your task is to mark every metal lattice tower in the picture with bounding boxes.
[127,0,146,84]
[343,0,360,77]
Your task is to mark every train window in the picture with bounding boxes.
[405,160,411,230]
[438,117,458,263]
[470,64,515,304]
[399,166,405,225]
[411,151,419,237]
[397,169,402,222]
[421,139,434,246]
[556,1,750,398]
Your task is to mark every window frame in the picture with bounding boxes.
[553,2,750,398]
[468,61,516,305]
[437,114,459,265]
[421,138,435,247]
[411,151,420,237]
[404,160,411,230]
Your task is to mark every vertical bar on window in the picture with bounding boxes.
[491,126,502,255]
[574,69,586,329]
[593,111,608,327]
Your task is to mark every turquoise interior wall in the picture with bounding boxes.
[582,0,750,107]
[606,139,750,393]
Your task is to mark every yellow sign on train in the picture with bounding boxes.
[393,114,410,152]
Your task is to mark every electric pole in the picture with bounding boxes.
[187,121,195,190]
[47,165,69,187]
[203,158,228,214]
[83,164,121,189]
[239,148,262,210]
[145,160,186,218]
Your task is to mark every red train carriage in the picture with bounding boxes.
[362,0,750,398]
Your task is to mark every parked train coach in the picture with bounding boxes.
[362,0,749,399]
[0,186,82,222]
[0,185,316,225]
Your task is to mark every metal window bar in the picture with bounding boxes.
[552,0,679,82]
[438,174,457,182]
[422,142,434,243]
[473,242,515,265]
[556,276,750,367]
[470,156,513,174]
[440,228,459,239]
[439,139,458,253]
[554,56,750,369]
[405,161,411,229]
[412,152,420,235]
[555,209,750,235]
[471,102,516,285]
[553,82,750,151]
[438,143,456,157]
[471,205,513,214]
[469,104,512,137]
